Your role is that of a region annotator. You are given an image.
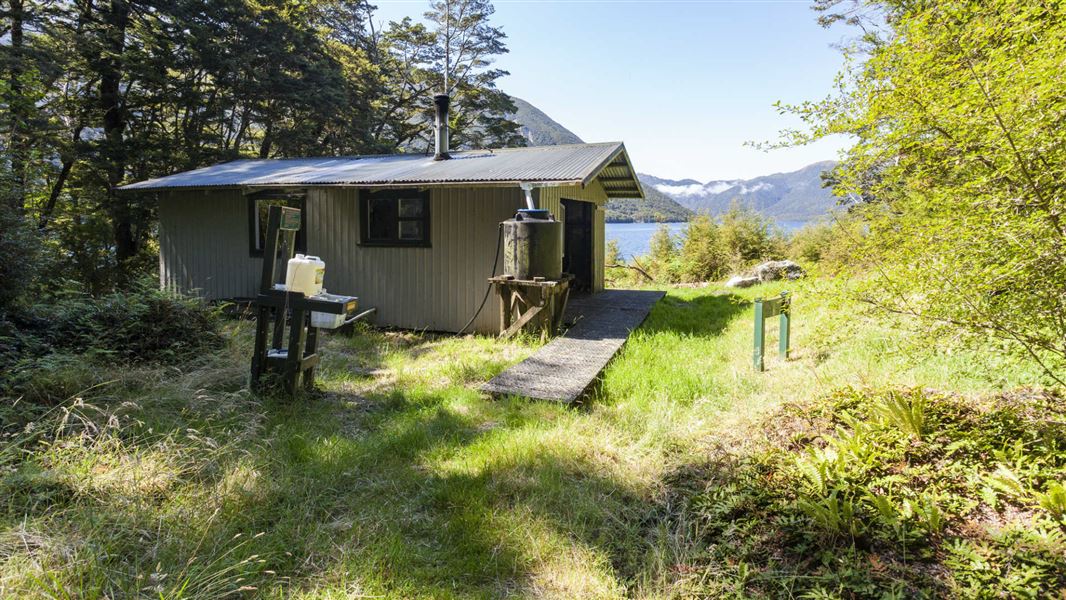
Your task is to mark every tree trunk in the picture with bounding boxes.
[38,126,82,230]
[6,0,26,212]
[98,0,135,267]
[259,119,273,158]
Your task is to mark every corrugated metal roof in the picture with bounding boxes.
[119,142,643,198]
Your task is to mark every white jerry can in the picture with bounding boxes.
[285,254,326,297]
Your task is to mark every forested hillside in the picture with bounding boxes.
[642,161,839,220]
[605,184,694,222]
[509,97,584,146]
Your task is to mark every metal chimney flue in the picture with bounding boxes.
[433,94,451,161]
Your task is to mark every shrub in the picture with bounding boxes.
[787,215,867,272]
[1,281,223,402]
[665,387,1066,598]
[679,215,729,282]
[718,202,785,269]
[605,239,623,265]
[0,209,46,313]
[646,223,681,283]
[789,221,837,264]
[43,281,223,361]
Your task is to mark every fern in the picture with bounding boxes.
[1036,481,1066,520]
[877,391,928,440]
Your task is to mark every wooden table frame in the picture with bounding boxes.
[489,274,574,339]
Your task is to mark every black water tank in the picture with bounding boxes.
[502,209,563,280]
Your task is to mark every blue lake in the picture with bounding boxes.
[605,220,809,260]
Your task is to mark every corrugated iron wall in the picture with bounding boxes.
[158,181,606,333]
[158,189,262,298]
[306,186,528,334]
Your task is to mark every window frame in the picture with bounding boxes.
[247,190,307,257]
[359,188,432,248]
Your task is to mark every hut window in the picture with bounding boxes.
[248,191,306,257]
[360,189,430,247]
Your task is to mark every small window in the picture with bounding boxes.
[248,191,306,256]
[360,189,431,247]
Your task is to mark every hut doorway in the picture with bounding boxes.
[561,199,594,291]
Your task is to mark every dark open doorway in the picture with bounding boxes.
[561,199,594,291]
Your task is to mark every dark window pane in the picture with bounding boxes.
[398,220,423,241]
[362,190,428,245]
[367,196,396,241]
[398,197,423,218]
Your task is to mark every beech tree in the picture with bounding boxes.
[775,0,1066,380]
[0,0,523,291]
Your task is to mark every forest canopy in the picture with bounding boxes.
[0,0,523,292]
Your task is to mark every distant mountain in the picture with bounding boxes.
[642,161,840,221]
[509,97,584,146]
[605,183,694,223]
[508,97,692,222]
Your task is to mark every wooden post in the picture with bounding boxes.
[779,291,790,360]
[285,305,308,396]
[753,297,765,372]
[304,319,319,391]
[498,283,510,333]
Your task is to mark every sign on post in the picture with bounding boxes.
[279,206,302,231]
[753,291,791,372]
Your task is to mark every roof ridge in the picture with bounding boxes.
[223,142,622,163]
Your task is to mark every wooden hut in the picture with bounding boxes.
[119,142,643,334]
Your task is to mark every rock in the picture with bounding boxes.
[754,260,806,282]
[725,275,761,288]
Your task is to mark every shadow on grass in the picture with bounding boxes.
[1,335,651,598]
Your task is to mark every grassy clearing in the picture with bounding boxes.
[0,278,1060,598]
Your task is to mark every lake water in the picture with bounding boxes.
[605,220,809,260]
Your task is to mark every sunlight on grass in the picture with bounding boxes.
[1,279,1053,598]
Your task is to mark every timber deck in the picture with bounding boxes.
[480,289,665,403]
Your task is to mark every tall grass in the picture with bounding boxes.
[0,279,1054,598]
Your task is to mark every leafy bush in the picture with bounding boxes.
[627,209,787,284]
[774,0,1066,381]
[646,223,681,283]
[664,387,1066,598]
[0,209,46,313]
[42,282,222,361]
[718,202,785,269]
[679,215,729,282]
[1,281,223,402]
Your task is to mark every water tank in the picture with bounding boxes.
[502,209,563,280]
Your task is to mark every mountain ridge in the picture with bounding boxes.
[640,161,840,221]
[507,96,839,223]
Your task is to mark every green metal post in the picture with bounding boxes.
[779,291,790,360]
[753,297,765,372]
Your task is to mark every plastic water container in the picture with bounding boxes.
[285,254,325,296]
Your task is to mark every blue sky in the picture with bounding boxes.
[373,0,853,181]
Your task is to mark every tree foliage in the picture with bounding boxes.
[776,0,1066,380]
[0,0,522,294]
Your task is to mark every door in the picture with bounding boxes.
[561,199,594,291]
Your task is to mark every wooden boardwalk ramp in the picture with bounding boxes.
[481,289,665,403]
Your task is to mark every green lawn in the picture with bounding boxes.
[1,279,1059,598]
